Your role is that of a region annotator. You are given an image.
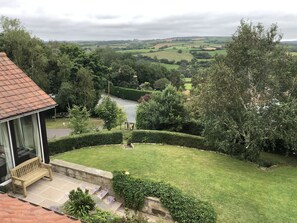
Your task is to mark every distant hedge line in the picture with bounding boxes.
[129,130,209,150]
[48,132,123,155]
[110,85,153,101]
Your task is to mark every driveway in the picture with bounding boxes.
[47,128,71,140]
[100,94,138,123]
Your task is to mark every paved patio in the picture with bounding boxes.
[9,172,169,222]
[10,172,100,211]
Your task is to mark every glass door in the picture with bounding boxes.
[0,122,13,183]
[13,114,42,165]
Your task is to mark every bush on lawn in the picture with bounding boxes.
[48,132,123,155]
[129,130,209,150]
[113,171,217,223]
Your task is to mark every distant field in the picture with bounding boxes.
[291,52,297,56]
[185,83,192,90]
[116,49,155,54]
[184,78,192,83]
[142,50,193,62]
[151,62,180,70]
[184,78,192,90]
[206,49,227,56]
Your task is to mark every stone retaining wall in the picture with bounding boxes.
[51,159,172,220]
[142,197,172,220]
[51,159,114,195]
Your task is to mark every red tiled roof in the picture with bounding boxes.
[0,52,57,120]
[0,194,81,223]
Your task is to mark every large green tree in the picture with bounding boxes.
[192,21,297,161]
[0,16,50,91]
[136,85,188,131]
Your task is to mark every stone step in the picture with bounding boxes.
[102,195,115,205]
[104,200,122,213]
[96,188,109,199]
[82,185,101,195]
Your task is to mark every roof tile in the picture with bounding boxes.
[0,194,80,223]
[0,52,57,120]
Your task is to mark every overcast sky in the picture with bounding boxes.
[0,0,296,41]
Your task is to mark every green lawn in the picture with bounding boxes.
[46,118,103,129]
[52,144,297,223]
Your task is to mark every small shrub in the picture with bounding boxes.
[113,171,217,223]
[68,105,90,135]
[82,209,121,223]
[118,209,149,223]
[48,131,123,155]
[64,188,96,218]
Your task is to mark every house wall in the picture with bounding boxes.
[0,112,50,183]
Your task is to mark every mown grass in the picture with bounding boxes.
[46,118,103,129]
[53,144,297,223]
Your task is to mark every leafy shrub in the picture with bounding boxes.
[82,209,121,223]
[129,130,209,151]
[110,85,153,101]
[64,188,96,218]
[68,105,90,134]
[180,119,204,136]
[113,171,217,223]
[48,131,123,155]
[118,209,149,223]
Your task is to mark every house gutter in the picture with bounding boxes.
[0,105,57,123]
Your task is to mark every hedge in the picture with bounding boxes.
[48,132,123,155]
[129,130,209,150]
[110,85,153,101]
[113,171,217,223]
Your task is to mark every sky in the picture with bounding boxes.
[0,0,296,41]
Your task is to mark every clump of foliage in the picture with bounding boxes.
[68,105,90,134]
[118,210,149,223]
[95,97,126,131]
[136,85,188,131]
[153,77,170,90]
[113,171,217,223]
[190,20,297,161]
[82,208,121,223]
[64,188,96,218]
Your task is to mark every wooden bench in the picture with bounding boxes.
[10,157,53,197]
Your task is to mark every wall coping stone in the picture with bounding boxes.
[51,159,113,179]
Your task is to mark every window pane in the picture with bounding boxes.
[0,122,13,183]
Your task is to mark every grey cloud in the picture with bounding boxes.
[10,12,297,41]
